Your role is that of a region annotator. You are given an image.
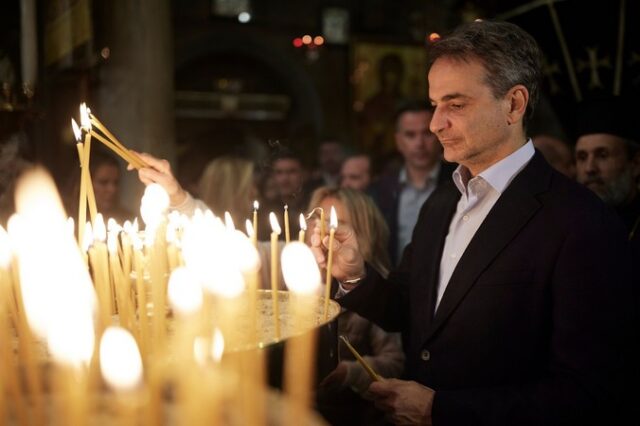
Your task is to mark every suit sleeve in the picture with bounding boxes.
[432,205,635,426]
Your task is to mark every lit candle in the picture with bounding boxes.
[224,211,235,231]
[269,212,281,340]
[79,104,98,223]
[100,326,143,426]
[72,118,87,247]
[284,204,290,243]
[298,213,307,243]
[281,242,322,423]
[323,206,337,321]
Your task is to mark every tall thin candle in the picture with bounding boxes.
[323,206,337,321]
[269,212,281,340]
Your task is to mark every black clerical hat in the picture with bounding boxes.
[575,96,639,143]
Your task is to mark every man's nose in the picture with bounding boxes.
[584,155,599,174]
[429,108,447,134]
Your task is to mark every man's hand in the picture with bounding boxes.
[129,151,187,207]
[367,379,434,426]
[309,222,365,284]
[319,361,348,391]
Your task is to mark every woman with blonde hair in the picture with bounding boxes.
[198,156,256,224]
[310,187,403,426]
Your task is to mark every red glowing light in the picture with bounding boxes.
[428,33,441,43]
[293,38,303,48]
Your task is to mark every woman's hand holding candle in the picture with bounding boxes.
[130,152,188,207]
[309,220,365,288]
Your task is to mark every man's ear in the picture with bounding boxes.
[505,85,529,126]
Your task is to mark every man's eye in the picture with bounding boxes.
[450,104,464,110]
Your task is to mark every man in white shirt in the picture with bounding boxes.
[312,20,634,426]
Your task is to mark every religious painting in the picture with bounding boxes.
[351,41,427,168]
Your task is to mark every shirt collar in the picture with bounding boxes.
[452,139,535,195]
[399,163,441,187]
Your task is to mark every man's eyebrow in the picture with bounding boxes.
[429,93,469,103]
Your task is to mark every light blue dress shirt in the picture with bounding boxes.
[435,140,535,311]
[396,163,440,261]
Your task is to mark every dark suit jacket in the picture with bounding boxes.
[340,152,635,425]
[369,162,456,265]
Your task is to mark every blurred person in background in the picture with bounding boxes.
[340,154,372,191]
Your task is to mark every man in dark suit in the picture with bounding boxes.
[311,20,635,425]
[370,101,455,265]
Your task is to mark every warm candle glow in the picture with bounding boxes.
[329,206,338,229]
[281,242,321,294]
[245,219,254,239]
[71,118,82,141]
[224,212,235,231]
[212,328,225,362]
[269,212,281,235]
[168,267,203,315]
[79,103,92,130]
[93,214,106,242]
[82,222,93,252]
[100,326,143,391]
[299,213,307,231]
[66,217,75,237]
[227,230,260,273]
[253,200,259,211]
[140,183,170,228]
[107,218,122,233]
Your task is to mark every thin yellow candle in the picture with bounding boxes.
[269,212,281,340]
[224,211,235,231]
[100,326,143,426]
[298,213,307,243]
[80,103,97,223]
[89,111,147,168]
[252,200,259,242]
[323,206,337,321]
[132,236,149,360]
[320,207,326,242]
[72,118,88,245]
[284,204,290,243]
[89,129,144,169]
[281,242,321,424]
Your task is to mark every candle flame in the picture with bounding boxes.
[107,217,122,233]
[212,328,225,362]
[94,214,107,242]
[140,184,170,228]
[166,223,177,244]
[100,326,143,391]
[13,168,97,365]
[281,242,321,294]
[245,219,254,238]
[79,103,92,130]
[330,206,338,229]
[224,211,235,231]
[71,118,82,142]
[107,231,118,254]
[269,212,281,235]
[66,217,75,237]
[299,213,307,231]
[253,200,259,210]
[167,267,203,315]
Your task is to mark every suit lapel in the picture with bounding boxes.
[412,184,460,333]
[422,153,552,343]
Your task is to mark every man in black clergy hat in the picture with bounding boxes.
[575,97,640,246]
